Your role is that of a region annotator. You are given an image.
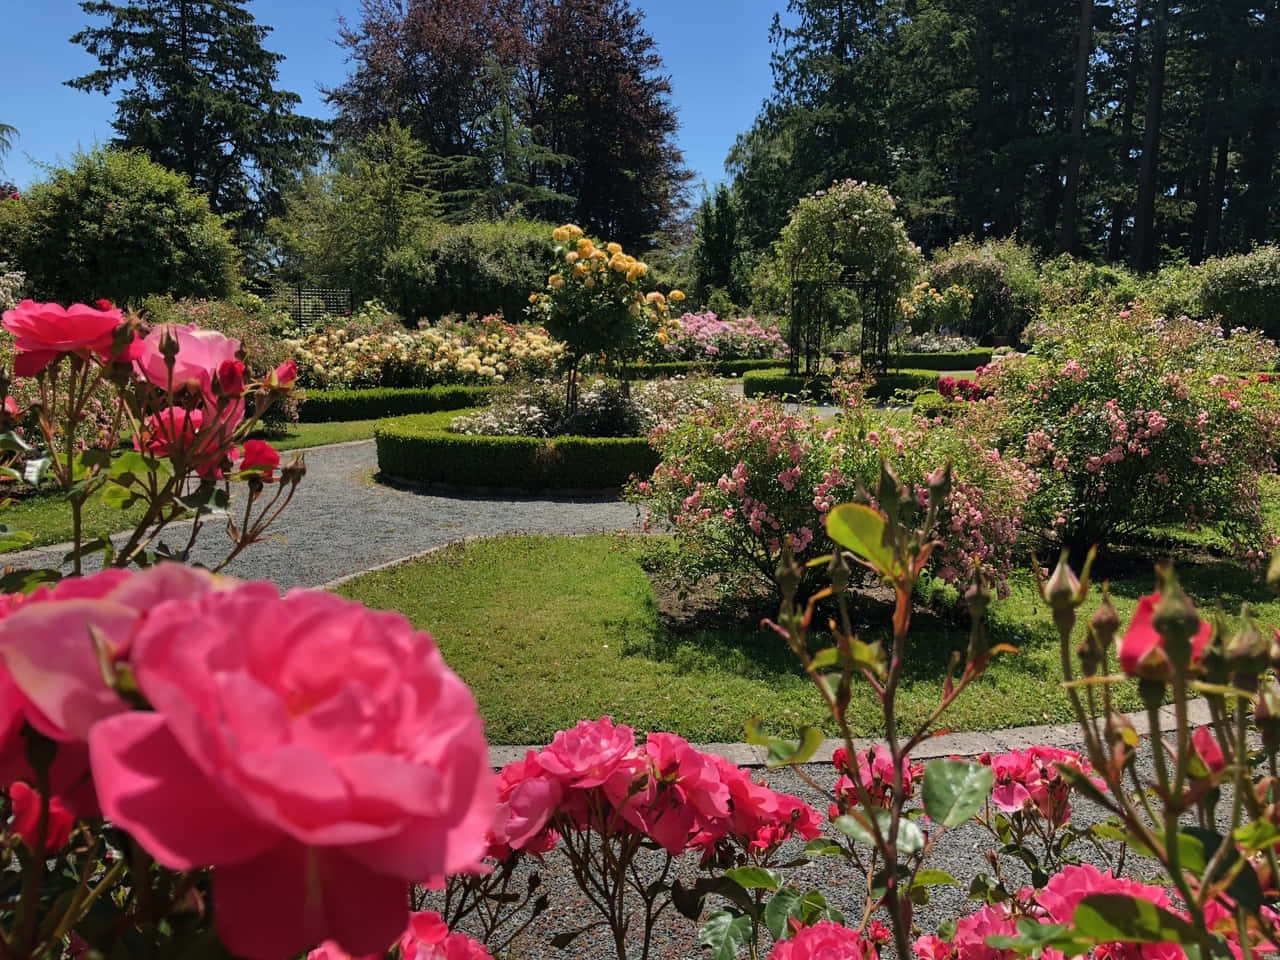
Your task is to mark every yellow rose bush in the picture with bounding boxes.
[285,315,564,390]
[529,225,685,409]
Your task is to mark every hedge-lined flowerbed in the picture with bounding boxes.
[892,349,992,370]
[298,385,495,422]
[742,369,942,403]
[616,358,786,380]
[374,411,658,490]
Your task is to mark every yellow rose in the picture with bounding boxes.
[552,226,571,244]
[669,289,686,302]
[549,274,565,289]
[577,238,594,256]
[565,223,584,239]
[646,291,665,304]
[572,263,587,278]
[606,242,622,255]
[565,251,580,264]
[528,293,540,303]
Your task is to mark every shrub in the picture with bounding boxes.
[927,236,1040,341]
[619,357,783,379]
[0,262,25,311]
[382,218,559,324]
[899,281,973,333]
[0,149,239,305]
[979,303,1280,560]
[629,388,1036,592]
[298,385,494,422]
[1036,253,1143,314]
[910,389,950,421]
[374,412,657,489]
[657,311,788,362]
[1197,245,1280,337]
[742,369,940,403]
[892,349,992,370]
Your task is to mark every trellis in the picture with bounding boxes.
[788,266,899,376]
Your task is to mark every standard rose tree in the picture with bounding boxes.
[1,299,303,576]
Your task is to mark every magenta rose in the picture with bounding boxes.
[1118,592,1212,679]
[135,324,241,399]
[2,300,134,376]
[769,921,879,960]
[136,403,244,474]
[238,438,281,480]
[306,912,494,960]
[88,581,495,960]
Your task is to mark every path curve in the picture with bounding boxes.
[2,439,641,589]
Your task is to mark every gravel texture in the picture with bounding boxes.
[1,439,642,589]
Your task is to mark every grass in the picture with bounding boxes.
[257,419,382,451]
[334,533,1280,745]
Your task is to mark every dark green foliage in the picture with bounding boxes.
[692,184,750,306]
[67,0,324,236]
[299,386,495,423]
[927,238,1041,342]
[911,390,951,421]
[616,358,785,380]
[741,369,941,403]
[0,149,239,305]
[893,350,992,371]
[1198,247,1280,339]
[381,219,558,323]
[374,414,657,490]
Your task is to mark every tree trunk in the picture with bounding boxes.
[1061,0,1094,253]
[1108,0,1146,262]
[1131,0,1170,271]
[1206,131,1230,257]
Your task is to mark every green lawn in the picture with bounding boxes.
[334,533,1280,745]
[258,419,382,451]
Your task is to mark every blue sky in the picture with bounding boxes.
[0,0,785,195]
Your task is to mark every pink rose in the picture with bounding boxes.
[238,439,280,480]
[305,912,494,960]
[536,716,637,789]
[135,324,241,399]
[88,581,494,960]
[490,751,562,857]
[769,921,878,960]
[136,403,243,474]
[1118,593,1212,679]
[218,358,246,397]
[269,359,299,389]
[2,300,133,376]
[1191,725,1225,775]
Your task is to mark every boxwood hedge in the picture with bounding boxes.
[299,385,494,422]
[374,411,657,491]
[616,358,786,379]
[893,349,991,370]
[742,369,942,403]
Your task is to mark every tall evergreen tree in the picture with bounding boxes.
[67,0,325,235]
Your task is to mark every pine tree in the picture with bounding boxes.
[67,0,325,235]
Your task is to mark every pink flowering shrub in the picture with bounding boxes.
[981,303,1280,560]
[658,311,789,362]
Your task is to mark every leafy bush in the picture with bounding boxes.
[900,281,973,333]
[1036,253,1143,314]
[980,303,1280,560]
[374,412,657,489]
[927,236,1041,342]
[298,384,494,422]
[742,368,941,402]
[382,218,559,323]
[910,389,950,420]
[0,261,25,311]
[1197,245,1280,337]
[450,377,733,438]
[619,357,783,379]
[629,387,1036,591]
[892,349,992,370]
[0,149,239,305]
[657,311,787,361]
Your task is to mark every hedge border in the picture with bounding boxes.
[742,369,942,403]
[616,358,786,379]
[892,349,992,371]
[298,385,495,422]
[374,411,657,491]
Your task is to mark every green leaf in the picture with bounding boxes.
[922,759,995,828]
[743,718,824,768]
[834,809,923,855]
[101,483,140,510]
[1071,893,1199,945]
[698,910,753,960]
[725,867,782,892]
[1235,819,1280,854]
[0,431,31,454]
[764,888,802,941]
[826,503,899,576]
[913,869,959,888]
[0,525,33,551]
[810,647,840,671]
[803,838,844,857]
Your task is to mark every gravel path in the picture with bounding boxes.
[2,440,641,589]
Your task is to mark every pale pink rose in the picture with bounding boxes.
[3,300,135,376]
[88,582,495,960]
[135,324,241,398]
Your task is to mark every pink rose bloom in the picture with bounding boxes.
[1118,593,1212,679]
[9,781,75,854]
[135,324,241,399]
[1037,864,1176,960]
[915,935,955,960]
[305,912,494,960]
[1191,725,1225,775]
[490,751,562,857]
[136,403,243,474]
[536,716,637,789]
[88,581,495,960]
[2,300,136,376]
[270,359,299,389]
[0,566,215,815]
[238,438,281,480]
[769,921,878,960]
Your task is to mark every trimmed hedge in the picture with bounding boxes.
[617,358,786,379]
[742,369,941,403]
[893,349,991,370]
[299,385,495,422]
[374,411,657,490]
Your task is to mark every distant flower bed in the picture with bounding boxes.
[658,311,788,362]
[287,315,564,389]
[897,330,980,353]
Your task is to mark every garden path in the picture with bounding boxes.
[2,439,641,589]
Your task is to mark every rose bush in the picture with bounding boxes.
[656,311,788,362]
[978,303,1280,561]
